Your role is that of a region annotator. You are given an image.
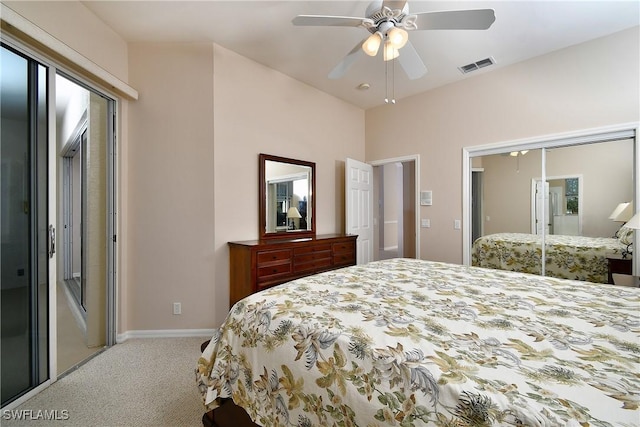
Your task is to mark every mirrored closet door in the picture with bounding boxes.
[465,130,637,284]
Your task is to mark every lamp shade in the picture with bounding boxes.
[625,211,640,229]
[362,32,383,56]
[613,203,633,222]
[286,207,302,219]
[609,202,630,220]
[387,27,408,49]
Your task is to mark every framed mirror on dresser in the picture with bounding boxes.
[228,154,357,307]
[259,154,316,239]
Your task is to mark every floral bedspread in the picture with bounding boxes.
[197,258,639,426]
[472,233,625,284]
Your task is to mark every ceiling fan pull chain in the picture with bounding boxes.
[391,57,396,104]
[384,56,389,103]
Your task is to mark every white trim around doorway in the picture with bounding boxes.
[369,154,421,259]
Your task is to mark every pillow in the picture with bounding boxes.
[617,225,635,247]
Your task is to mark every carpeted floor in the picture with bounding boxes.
[3,337,208,427]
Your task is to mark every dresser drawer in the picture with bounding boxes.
[294,257,332,274]
[333,251,355,266]
[257,249,292,265]
[332,241,354,253]
[257,262,292,282]
[294,243,332,255]
[294,250,331,264]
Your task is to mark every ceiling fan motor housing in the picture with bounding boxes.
[363,2,417,35]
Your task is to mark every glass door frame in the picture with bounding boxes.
[1,32,118,408]
[462,122,639,275]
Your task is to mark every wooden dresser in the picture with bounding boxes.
[228,234,357,307]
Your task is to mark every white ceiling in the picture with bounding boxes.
[81,1,639,109]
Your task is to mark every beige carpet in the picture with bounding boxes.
[3,337,208,427]
[57,281,103,375]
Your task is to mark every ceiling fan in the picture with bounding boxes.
[292,0,495,80]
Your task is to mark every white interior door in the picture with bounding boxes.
[346,158,373,264]
[534,180,550,235]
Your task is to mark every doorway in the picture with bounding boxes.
[1,37,118,408]
[55,73,115,375]
[471,169,484,243]
[531,176,582,236]
[371,156,419,261]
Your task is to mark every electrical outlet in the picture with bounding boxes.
[421,219,430,228]
[173,302,181,315]
[454,220,461,230]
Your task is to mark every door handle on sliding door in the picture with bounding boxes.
[49,224,56,258]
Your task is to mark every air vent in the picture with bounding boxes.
[458,57,495,74]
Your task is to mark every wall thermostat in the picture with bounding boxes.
[420,191,432,206]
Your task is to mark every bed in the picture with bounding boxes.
[196,258,639,426]
[471,232,632,283]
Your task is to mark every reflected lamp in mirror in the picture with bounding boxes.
[609,202,633,222]
[621,211,639,258]
[610,202,633,239]
[625,212,640,230]
[286,207,302,230]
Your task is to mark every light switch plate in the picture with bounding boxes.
[421,219,430,228]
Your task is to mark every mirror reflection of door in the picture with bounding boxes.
[56,73,113,374]
[532,176,581,236]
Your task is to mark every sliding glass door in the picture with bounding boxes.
[1,43,50,406]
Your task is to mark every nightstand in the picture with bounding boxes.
[611,273,640,288]
[606,254,632,284]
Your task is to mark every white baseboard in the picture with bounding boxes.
[116,329,216,343]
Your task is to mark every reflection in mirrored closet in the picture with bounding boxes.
[465,132,637,284]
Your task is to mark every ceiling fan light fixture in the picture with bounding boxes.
[387,27,408,49]
[383,41,399,61]
[362,31,383,56]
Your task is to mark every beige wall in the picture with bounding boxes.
[126,43,364,330]
[3,1,129,82]
[366,26,640,264]
[127,42,216,331]
[212,45,365,325]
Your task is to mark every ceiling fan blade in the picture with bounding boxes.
[292,15,366,27]
[397,40,427,80]
[328,40,367,79]
[381,0,408,11]
[413,9,496,30]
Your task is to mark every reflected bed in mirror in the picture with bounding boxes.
[259,154,316,240]
[469,139,635,284]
